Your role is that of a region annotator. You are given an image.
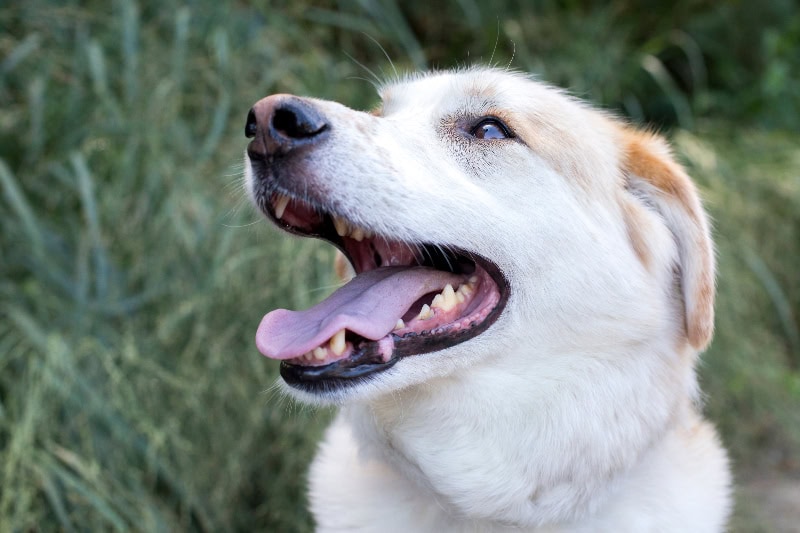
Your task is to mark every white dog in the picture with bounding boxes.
[243,68,731,532]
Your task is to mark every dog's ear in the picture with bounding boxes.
[621,129,715,350]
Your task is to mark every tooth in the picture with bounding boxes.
[351,227,365,241]
[468,276,478,285]
[394,319,405,330]
[333,217,348,237]
[431,294,444,309]
[438,284,457,311]
[313,347,327,360]
[456,292,465,303]
[329,329,346,356]
[274,195,290,219]
[416,304,433,321]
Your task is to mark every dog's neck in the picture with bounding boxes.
[331,343,715,529]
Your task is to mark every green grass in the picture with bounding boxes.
[1,1,798,531]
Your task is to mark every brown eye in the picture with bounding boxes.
[470,118,513,140]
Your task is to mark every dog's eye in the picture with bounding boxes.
[470,118,513,140]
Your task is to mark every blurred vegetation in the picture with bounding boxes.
[1,0,798,531]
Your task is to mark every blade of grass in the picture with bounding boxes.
[0,159,44,258]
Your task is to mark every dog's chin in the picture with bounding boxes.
[274,362,415,405]
[249,178,510,400]
[276,339,498,405]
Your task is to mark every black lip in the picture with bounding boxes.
[280,254,509,394]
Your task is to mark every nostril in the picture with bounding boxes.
[245,108,258,138]
[246,97,329,158]
[272,104,327,140]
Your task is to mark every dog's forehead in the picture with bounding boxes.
[378,69,541,118]
[374,69,618,187]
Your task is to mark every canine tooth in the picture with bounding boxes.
[274,195,290,219]
[394,319,405,330]
[333,217,348,237]
[351,227,365,241]
[416,304,433,321]
[431,293,444,309]
[330,329,346,356]
[313,347,327,360]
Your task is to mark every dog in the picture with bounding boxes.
[243,68,732,532]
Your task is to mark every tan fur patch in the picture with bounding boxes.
[622,130,696,218]
[514,120,584,179]
[620,128,715,350]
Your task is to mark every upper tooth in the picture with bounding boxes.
[351,227,365,241]
[329,329,346,356]
[333,217,348,237]
[274,195,290,219]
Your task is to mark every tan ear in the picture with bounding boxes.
[621,129,716,350]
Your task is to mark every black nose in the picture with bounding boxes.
[246,96,329,158]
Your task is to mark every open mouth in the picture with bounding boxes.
[255,189,510,392]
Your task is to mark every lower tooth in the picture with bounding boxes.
[313,347,327,360]
[394,319,405,330]
[330,329,346,356]
[417,304,433,321]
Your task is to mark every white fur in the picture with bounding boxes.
[246,68,731,531]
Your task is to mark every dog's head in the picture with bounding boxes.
[244,68,714,404]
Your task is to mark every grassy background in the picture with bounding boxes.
[1,1,798,531]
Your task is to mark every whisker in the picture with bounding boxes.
[489,18,500,67]
[505,40,516,71]
[345,75,381,91]
[362,32,398,81]
[344,51,383,86]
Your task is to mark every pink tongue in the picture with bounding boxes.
[256,266,462,360]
